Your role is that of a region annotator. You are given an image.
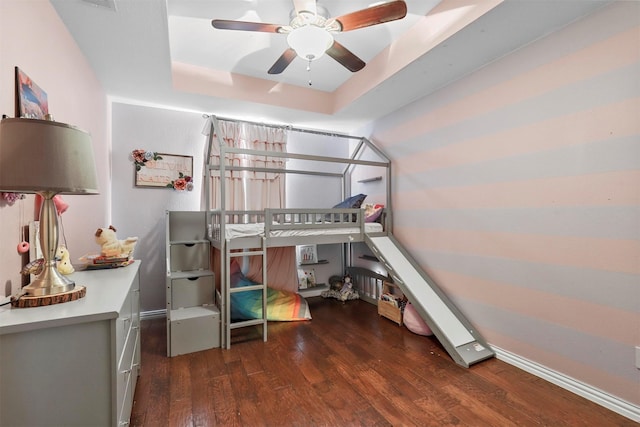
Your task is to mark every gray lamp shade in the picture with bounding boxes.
[0,118,99,194]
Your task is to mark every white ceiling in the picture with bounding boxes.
[168,0,438,92]
[50,0,610,133]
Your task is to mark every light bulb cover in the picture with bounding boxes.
[287,25,333,61]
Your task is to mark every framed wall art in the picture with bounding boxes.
[15,67,49,119]
[132,150,194,191]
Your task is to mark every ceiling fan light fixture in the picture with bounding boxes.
[287,25,333,61]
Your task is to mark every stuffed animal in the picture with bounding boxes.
[56,245,74,275]
[328,275,344,291]
[338,274,356,301]
[322,273,360,302]
[95,225,138,258]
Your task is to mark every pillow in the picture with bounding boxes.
[329,193,367,222]
[403,302,433,336]
[363,203,384,223]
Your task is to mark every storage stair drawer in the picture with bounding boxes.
[171,275,214,308]
[170,306,220,356]
[170,243,210,271]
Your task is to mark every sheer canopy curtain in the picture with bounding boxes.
[203,117,287,210]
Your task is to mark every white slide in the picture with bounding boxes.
[366,235,494,367]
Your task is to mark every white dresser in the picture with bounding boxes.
[0,262,141,427]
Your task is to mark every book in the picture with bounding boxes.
[80,254,132,265]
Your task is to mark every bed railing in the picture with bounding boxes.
[208,208,367,242]
[208,210,266,241]
[266,208,363,231]
[346,266,389,305]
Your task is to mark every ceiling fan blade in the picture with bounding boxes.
[333,0,407,32]
[326,41,365,72]
[268,48,297,74]
[293,0,316,16]
[211,19,282,33]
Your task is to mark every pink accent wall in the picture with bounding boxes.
[0,1,109,297]
[369,1,640,407]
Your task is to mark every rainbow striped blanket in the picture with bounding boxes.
[230,275,311,321]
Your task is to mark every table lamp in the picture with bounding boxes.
[0,117,98,297]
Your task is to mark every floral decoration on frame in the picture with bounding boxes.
[131,149,194,191]
[1,192,26,206]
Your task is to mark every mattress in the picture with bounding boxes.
[218,222,383,240]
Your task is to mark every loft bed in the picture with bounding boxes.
[202,116,495,369]
[203,115,392,348]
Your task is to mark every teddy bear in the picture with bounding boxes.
[95,225,138,258]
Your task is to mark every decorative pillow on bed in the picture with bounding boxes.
[328,193,367,222]
[363,203,384,223]
[333,193,367,209]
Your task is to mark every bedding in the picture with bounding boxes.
[230,262,311,321]
[220,222,383,240]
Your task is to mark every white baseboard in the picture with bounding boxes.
[141,309,166,320]
[492,345,640,423]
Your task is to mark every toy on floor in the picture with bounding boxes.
[322,272,359,302]
[56,245,74,275]
[403,302,433,336]
[95,225,138,258]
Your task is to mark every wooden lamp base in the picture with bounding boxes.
[11,286,86,308]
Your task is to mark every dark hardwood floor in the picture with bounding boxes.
[131,297,634,426]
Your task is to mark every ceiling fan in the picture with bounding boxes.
[211,0,407,75]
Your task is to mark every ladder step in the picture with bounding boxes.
[230,318,266,329]
[230,285,264,293]
[229,250,264,257]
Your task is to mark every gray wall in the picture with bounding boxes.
[111,103,204,312]
[111,104,358,311]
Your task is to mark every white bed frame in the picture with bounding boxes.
[203,115,392,348]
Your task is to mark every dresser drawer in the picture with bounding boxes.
[171,275,214,308]
[115,289,134,359]
[118,365,134,427]
[117,327,139,424]
[170,243,210,271]
[119,324,137,375]
[131,279,140,330]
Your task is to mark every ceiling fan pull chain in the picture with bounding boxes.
[307,57,313,86]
